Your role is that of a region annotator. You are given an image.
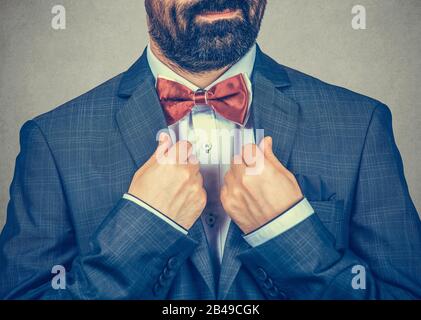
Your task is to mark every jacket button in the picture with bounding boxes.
[263,277,273,290]
[256,267,268,282]
[167,257,178,269]
[159,273,167,286]
[163,266,172,278]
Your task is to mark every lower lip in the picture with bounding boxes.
[197,9,241,21]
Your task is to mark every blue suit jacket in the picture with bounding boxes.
[1,46,420,300]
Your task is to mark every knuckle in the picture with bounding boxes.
[183,140,193,149]
[191,162,200,172]
[225,171,235,183]
[284,169,294,179]
[190,183,201,193]
[242,143,255,155]
[188,155,199,165]
[189,161,197,169]
[223,199,235,213]
[231,155,240,166]
[241,174,251,186]
[232,187,242,198]
[180,166,192,179]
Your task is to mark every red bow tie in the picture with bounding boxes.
[156,74,249,126]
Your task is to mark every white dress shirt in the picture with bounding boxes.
[123,44,314,268]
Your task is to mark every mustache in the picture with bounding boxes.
[191,0,246,13]
[180,0,250,21]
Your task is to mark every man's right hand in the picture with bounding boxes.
[128,133,207,230]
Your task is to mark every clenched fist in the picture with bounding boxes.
[128,133,207,230]
[220,137,303,234]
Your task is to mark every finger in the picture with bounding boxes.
[179,141,193,163]
[168,140,193,164]
[155,132,173,163]
[242,143,264,167]
[188,153,200,166]
[231,154,246,177]
[188,158,200,176]
[258,136,286,172]
[231,154,244,166]
[223,170,235,187]
[194,172,204,186]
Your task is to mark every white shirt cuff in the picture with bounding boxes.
[243,198,314,247]
[122,193,188,235]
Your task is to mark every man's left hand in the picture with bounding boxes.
[220,137,304,234]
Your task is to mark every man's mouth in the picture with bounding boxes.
[196,9,242,22]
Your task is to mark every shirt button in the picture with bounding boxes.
[203,143,212,153]
[205,212,216,227]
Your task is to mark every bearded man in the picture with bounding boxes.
[0,0,420,300]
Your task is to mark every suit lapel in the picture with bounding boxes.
[188,219,217,298]
[217,46,300,300]
[217,222,250,299]
[115,50,217,298]
[116,50,168,167]
[252,46,300,167]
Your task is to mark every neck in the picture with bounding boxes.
[149,40,230,89]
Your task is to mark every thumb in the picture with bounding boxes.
[258,136,285,170]
[154,132,172,162]
[158,132,172,149]
[258,136,274,159]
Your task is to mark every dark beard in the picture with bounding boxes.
[147,0,265,73]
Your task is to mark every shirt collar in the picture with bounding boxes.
[146,44,257,92]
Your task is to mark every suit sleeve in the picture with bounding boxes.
[238,103,421,300]
[0,120,198,300]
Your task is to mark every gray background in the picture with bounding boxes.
[0,0,420,229]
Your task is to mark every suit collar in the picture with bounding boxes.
[251,45,298,167]
[118,48,153,98]
[252,44,291,89]
[115,65,167,168]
